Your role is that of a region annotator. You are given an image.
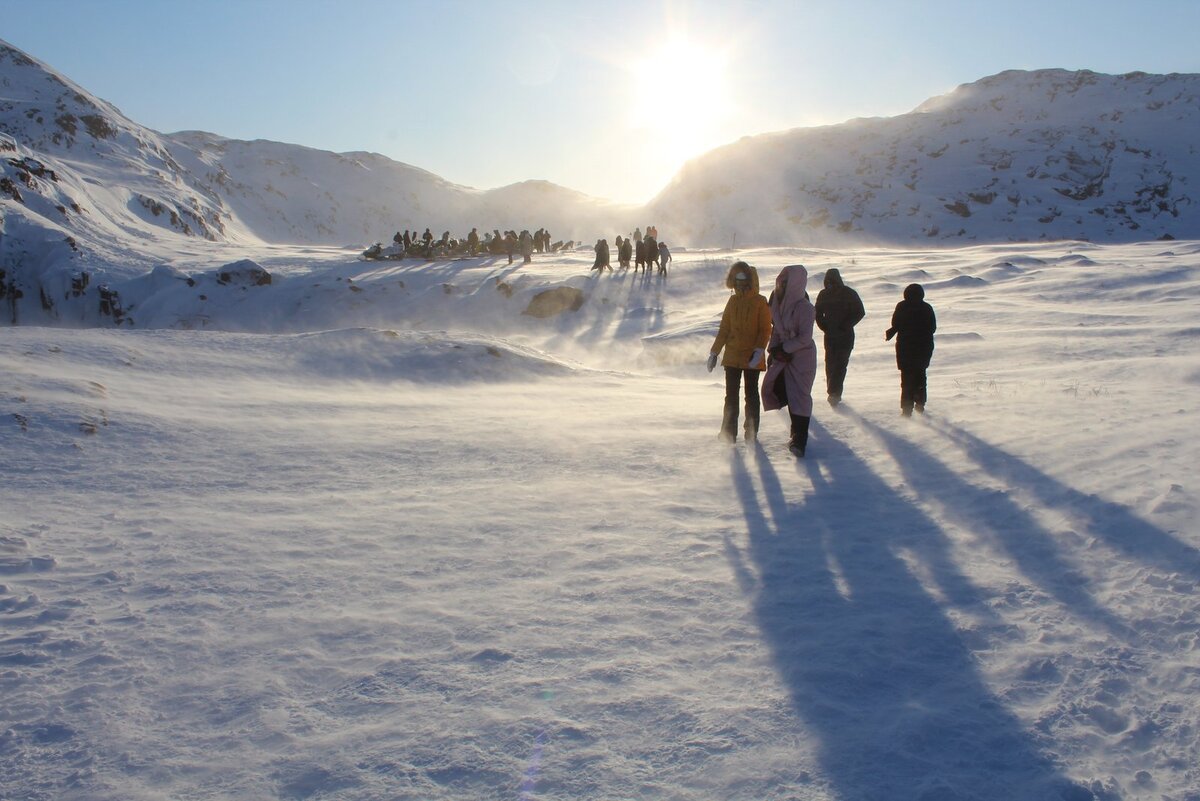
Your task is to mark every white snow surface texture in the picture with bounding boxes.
[2,38,1200,801]
[4,240,1200,801]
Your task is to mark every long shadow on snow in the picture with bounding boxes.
[725,425,1099,801]
[370,256,513,285]
[930,418,1200,580]
[608,273,666,343]
[849,411,1136,640]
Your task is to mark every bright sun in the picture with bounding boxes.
[629,37,731,158]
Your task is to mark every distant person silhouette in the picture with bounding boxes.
[814,267,865,406]
[592,238,611,272]
[886,283,937,416]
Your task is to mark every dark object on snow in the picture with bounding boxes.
[523,287,585,318]
[592,239,611,272]
[789,413,810,456]
[815,267,866,403]
[217,260,272,287]
[887,283,936,415]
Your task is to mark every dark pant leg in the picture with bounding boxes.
[900,367,922,412]
[722,367,742,438]
[825,344,852,398]
[743,369,761,438]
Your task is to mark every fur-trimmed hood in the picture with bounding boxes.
[725,261,761,293]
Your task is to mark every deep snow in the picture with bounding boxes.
[3,240,1198,801]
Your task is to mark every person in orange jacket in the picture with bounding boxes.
[708,261,772,441]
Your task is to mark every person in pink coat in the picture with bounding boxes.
[762,264,818,456]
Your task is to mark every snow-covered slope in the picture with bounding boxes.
[0,39,628,256]
[648,69,1200,247]
[0,38,630,325]
[165,132,626,247]
[0,41,233,251]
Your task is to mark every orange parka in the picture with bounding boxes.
[711,263,772,370]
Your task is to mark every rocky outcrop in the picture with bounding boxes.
[216,260,272,287]
[522,287,585,318]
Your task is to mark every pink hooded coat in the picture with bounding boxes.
[762,264,818,416]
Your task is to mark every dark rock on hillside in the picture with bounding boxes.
[523,287,585,318]
[216,260,272,287]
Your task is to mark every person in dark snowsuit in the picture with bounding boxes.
[814,267,866,406]
[644,233,659,272]
[592,238,611,272]
[886,283,937,416]
[519,230,534,264]
[619,236,633,269]
[504,231,517,264]
[657,241,671,274]
[708,262,772,442]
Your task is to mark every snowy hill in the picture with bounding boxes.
[0,41,232,250]
[164,132,626,247]
[0,39,626,254]
[5,39,1200,327]
[648,69,1200,247]
[0,38,630,325]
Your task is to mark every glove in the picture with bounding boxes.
[749,349,763,368]
[769,344,791,363]
[885,327,896,341]
[706,352,718,372]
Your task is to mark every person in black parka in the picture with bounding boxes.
[886,283,937,416]
[814,267,865,406]
[592,238,611,273]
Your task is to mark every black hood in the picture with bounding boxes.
[904,283,925,302]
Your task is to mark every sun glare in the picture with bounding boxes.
[629,37,731,159]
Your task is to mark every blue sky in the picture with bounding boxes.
[4,0,1198,203]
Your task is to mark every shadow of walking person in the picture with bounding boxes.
[724,431,1101,800]
[929,418,1200,581]
[848,410,1137,641]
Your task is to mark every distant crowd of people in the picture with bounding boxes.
[363,224,678,276]
[591,225,672,275]
[363,226,573,263]
[709,263,935,455]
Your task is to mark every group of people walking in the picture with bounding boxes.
[708,262,937,456]
[593,226,672,274]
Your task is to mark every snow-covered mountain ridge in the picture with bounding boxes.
[649,69,1200,247]
[0,40,625,253]
[3,38,1200,328]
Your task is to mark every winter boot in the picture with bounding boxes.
[719,402,739,443]
[789,414,810,457]
[744,403,760,441]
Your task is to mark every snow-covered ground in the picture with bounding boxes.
[2,241,1198,801]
